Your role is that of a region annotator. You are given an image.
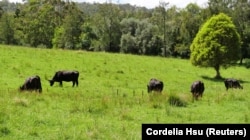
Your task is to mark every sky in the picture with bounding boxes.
[8,0,208,9]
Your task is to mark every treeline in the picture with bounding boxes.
[0,0,250,60]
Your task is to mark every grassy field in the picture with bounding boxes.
[0,45,249,139]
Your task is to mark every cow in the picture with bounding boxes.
[48,70,79,87]
[190,80,205,100]
[19,75,42,93]
[224,78,243,90]
[147,78,164,93]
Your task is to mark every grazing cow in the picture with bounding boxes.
[190,80,205,100]
[224,78,243,90]
[19,75,42,93]
[48,70,79,87]
[147,78,164,93]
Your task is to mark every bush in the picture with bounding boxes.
[168,94,187,107]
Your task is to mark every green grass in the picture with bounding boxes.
[0,45,249,139]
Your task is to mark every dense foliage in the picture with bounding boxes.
[190,13,241,78]
[0,0,250,60]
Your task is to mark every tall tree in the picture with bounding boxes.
[18,0,59,47]
[174,3,204,58]
[190,13,241,79]
[120,18,138,54]
[208,0,233,15]
[0,13,15,44]
[135,19,159,55]
[157,1,169,56]
[80,22,97,50]
[52,2,84,49]
[95,2,121,52]
[231,0,250,63]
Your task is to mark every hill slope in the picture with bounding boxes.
[0,45,249,139]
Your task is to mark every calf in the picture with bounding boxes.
[147,78,164,93]
[190,80,205,100]
[48,70,79,87]
[224,78,243,90]
[19,75,42,93]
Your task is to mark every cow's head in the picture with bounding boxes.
[49,80,54,86]
[19,86,24,91]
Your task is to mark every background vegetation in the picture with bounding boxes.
[0,45,249,139]
[0,0,250,60]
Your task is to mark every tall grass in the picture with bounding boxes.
[0,45,249,139]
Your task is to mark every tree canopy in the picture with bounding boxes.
[1,0,250,62]
[190,13,241,78]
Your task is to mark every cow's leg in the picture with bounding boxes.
[59,81,63,87]
[195,93,199,100]
[72,81,75,87]
[192,93,196,102]
[76,80,78,86]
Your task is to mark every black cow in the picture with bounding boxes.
[224,78,243,90]
[19,75,42,93]
[190,80,205,100]
[147,78,164,93]
[48,70,79,87]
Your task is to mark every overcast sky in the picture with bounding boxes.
[8,0,208,9]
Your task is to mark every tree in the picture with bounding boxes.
[175,4,204,58]
[95,2,122,52]
[120,18,139,54]
[120,33,137,54]
[190,13,241,79]
[208,0,233,15]
[52,2,84,49]
[18,0,58,48]
[231,0,250,64]
[80,22,97,50]
[154,1,169,57]
[0,13,15,44]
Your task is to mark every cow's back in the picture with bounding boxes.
[224,78,243,90]
[147,78,164,93]
[20,75,42,93]
[191,81,205,95]
[54,70,79,81]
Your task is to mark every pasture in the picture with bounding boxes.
[0,45,249,139]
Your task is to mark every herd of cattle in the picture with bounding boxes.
[147,77,243,100]
[19,70,243,100]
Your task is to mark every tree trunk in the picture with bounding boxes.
[240,57,243,65]
[214,65,221,79]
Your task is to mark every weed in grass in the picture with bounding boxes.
[0,126,11,136]
[120,109,134,121]
[168,94,188,107]
[13,97,29,107]
[244,114,249,123]
[148,93,167,109]
[101,96,110,109]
